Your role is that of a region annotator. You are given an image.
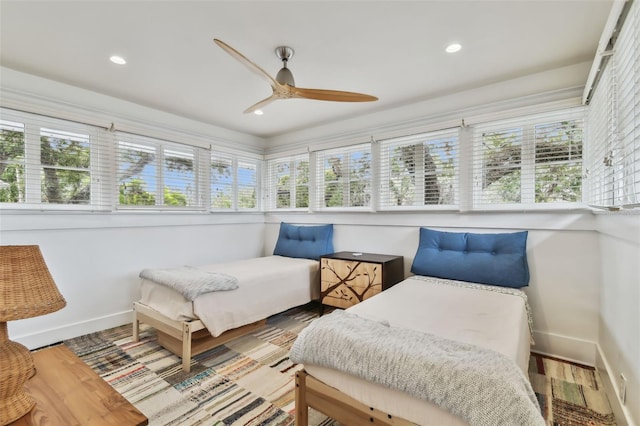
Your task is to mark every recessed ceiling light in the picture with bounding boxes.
[109,55,127,65]
[445,43,462,53]
[254,109,264,116]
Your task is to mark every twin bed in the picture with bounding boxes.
[291,227,543,426]
[133,223,543,425]
[132,222,333,372]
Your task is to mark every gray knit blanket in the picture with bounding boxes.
[290,310,544,426]
[139,266,238,301]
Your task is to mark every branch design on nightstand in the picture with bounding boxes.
[321,259,380,304]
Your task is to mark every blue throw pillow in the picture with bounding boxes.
[273,222,334,260]
[411,228,530,288]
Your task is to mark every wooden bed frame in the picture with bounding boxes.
[132,301,265,372]
[295,369,416,426]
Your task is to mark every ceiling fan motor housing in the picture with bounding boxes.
[275,46,295,86]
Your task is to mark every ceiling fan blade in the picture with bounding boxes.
[290,87,378,103]
[214,38,278,87]
[243,94,279,114]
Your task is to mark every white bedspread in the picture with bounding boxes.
[304,276,532,425]
[139,255,319,337]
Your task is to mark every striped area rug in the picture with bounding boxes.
[64,306,332,426]
[529,353,617,426]
[64,305,616,426]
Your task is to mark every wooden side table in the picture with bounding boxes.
[320,252,404,310]
[10,344,147,426]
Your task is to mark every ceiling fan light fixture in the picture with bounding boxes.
[276,66,295,86]
[445,43,462,53]
[253,109,264,115]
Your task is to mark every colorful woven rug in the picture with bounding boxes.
[63,306,616,426]
[528,353,617,426]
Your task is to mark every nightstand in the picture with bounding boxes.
[320,252,404,310]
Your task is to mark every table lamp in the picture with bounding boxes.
[0,245,66,425]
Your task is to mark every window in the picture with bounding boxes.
[585,0,639,209]
[0,119,25,203]
[117,132,206,209]
[379,129,458,209]
[237,159,258,209]
[210,151,260,211]
[315,143,371,209]
[472,108,584,208]
[265,154,309,210]
[0,108,109,209]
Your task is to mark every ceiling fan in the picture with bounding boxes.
[213,38,378,114]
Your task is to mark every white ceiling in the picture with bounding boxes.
[0,1,612,139]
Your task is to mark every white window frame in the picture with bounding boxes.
[117,132,207,211]
[472,108,585,210]
[264,153,310,211]
[210,150,261,212]
[378,129,459,211]
[314,143,372,211]
[0,108,110,210]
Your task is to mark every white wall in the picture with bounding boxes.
[596,213,640,425]
[264,211,601,365]
[2,213,264,349]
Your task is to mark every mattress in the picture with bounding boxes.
[304,276,531,425]
[139,255,319,337]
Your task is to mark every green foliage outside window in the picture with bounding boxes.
[323,152,371,208]
[274,159,309,209]
[40,135,91,204]
[0,128,25,203]
[479,119,582,204]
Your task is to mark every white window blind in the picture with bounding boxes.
[315,143,371,209]
[472,108,585,208]
[237,159,258,210]
[586,0,639,209]
[586,64,616,207]
[117,132,206,210]
[379,129,459,209]
[211,151,260,211]
[0,108,112,210]
[265,154,310,210]
[615,0,639,207]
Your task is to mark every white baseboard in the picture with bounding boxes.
[596,345,635,426]
[14,310,134,350]
[532,330,597,365]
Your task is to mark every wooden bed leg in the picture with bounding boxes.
[132,305,140,342]
[182,322,192,373]
[295,370,309,426]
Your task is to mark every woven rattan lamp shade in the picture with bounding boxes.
[0,245,66,321]
[0,245,66,424]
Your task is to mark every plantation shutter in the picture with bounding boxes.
[472,108,585,209]
[237,157,259,210]
[613,0,639,207]
[211,151,234,210]
[585,0,639,209]
[314,143,372,209]
[265,153,309,210]
[378,129,459,209]
[211,151,260,211]
[0,107,113,210]
[585,64,616,207]
[117,131,207,210]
